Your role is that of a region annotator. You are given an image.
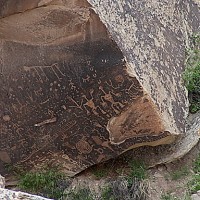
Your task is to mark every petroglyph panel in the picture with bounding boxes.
[0,0,194,175]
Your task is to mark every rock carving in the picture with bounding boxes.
[0,0,199,175]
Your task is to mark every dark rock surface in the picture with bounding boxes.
[0,0,199,175]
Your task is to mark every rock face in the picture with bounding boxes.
[0,0,199,175]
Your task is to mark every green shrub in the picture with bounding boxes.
[194,154,200,173]
[101,186,115,200]
[189,175,200,193]
[183,34,200,113]
[18,168,68,199]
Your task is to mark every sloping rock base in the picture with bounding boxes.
[123,111,200,167]
[0,0,199,176]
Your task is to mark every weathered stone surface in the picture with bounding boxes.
[87,0,200,165]
[0,175,5,189]
[0,175,50,199]
[0,188,52,200]
[0,0,199,175]
[191,191,200,200]
[0,0,90,19]
[88,0,200,136]
[121,111,200,167]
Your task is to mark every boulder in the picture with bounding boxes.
[191,191,200,200]
[0,188,52,200]
[0,174,52,200]
[0,0,199,176]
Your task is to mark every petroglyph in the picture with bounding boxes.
[76,138,93,154]
[67,97,84,111]
[34,117,57,127]
[82,89,106,115]
[99,86,125,114]
[23,63,65,82]
[0,0,198,176]
[2,115,10,122]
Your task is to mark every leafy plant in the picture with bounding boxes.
[189,175,200,193]
[193,154,200,173]
[183,33,200,113]
[18,168,69,199]
[100,177,148,200]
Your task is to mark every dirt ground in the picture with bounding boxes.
[73,139,200,200]
[147,142,200,200]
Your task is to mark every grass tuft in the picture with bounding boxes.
[128,160,147,181]
[161,193,177,200]
[66,187,94,200]
[188,154,200,194]
[161,192,191,200]
[170,167,190,180]
[18,167,69,199]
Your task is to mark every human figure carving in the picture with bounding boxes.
[99,86,124,114]
[82,89,106,115]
